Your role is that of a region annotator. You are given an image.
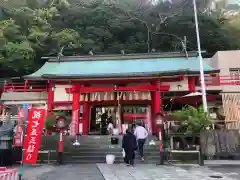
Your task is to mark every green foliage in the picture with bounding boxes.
[45,111,71,131]
[171,106,212,134]
[0,0,240,77]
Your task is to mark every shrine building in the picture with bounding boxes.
[1,52,220,135]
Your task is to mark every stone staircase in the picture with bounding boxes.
[41,135,162,164]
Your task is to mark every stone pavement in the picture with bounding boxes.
[23,164,104,180]
[22,165,55,180]
[205,160,240,166]
[21,163,240,180]
[97,164,239,180]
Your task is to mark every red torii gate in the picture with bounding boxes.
[63,82,170,135]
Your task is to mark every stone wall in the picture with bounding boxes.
[200,130,240,157]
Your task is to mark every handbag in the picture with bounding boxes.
[122,149,126,157]
[111,137,119,144]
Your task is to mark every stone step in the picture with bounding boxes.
[63,160,161,164]
[64,149,160,153]
[43,135,159,143]
[63,156,162,164]
[64,152,161,156]
[39,151,198,164]
[40,135,162,164]
[65,155,161,159]
[63,145,160,150]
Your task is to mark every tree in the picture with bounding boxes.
[0,0,83,76]
[0,0,239,77]
[107,0,190,52]
[222,15,240,49]
[154,11,236,55]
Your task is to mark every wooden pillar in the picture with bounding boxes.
[47,81,54,116]
[116,92,122,134]
[72,84,80,135]
[152,80,162,134]
[188,76,196,92]
[82,102,90,135]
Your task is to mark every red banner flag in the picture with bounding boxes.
[23,108,46,164]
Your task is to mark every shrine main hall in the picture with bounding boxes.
[1,52,218,135]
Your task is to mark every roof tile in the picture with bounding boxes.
[25,56,217,79]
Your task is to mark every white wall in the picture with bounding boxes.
[162,77,189,91]
[54,85,72,101]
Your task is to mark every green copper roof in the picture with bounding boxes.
[24,55,217,79]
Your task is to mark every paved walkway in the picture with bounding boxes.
[205,160,240,166]
[20,162,240,180]
[22,165,55,180]
[23,164,104,180]
[97,164,239,180]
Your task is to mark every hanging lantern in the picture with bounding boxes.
[97,92,101,101]
[85,93,88,101]
[94,92,98,101]
[90,93,94,101]
[129,92,133,100]
[134,91,139,100]
[142,92,146,100]
[80,93,84,101]
[123,93,126,100]
[147,92,151,100]
[104,92,107,101]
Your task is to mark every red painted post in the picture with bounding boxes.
[188,76,196,92]
[57,129,64,164]
[152,81,162,134]
[152,80,165,164]
[3,80,7,92]
[82,102,89,135]
[47,81,54,116]
[72,84,80,135]
[58,129,64,153]
[24,80,28,92]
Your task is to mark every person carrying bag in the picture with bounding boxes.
[122,127,137,166]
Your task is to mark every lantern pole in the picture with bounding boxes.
[193,0,208,113]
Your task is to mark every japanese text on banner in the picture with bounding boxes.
[23,108,46,164]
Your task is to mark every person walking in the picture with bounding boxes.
[122,127,137,166]
[107,118,114,136]
[134,123,148,161]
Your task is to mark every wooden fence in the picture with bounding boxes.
[222,93,240,129]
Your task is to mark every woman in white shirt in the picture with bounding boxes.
[134,123,148,161]
[107,118,114,136]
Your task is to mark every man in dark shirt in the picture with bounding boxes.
[122,126,137,166]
